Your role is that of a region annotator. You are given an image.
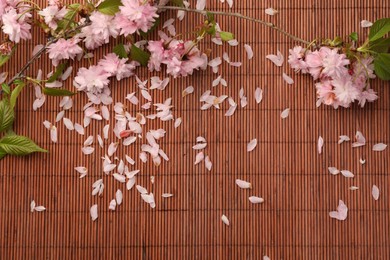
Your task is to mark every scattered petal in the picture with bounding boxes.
[116,189,123,205]
[359,158,366,165]
[349,186,359,191]
[282,73,294,84]
[328,167,340,175]
[205,155,212,171]
[162,193,174,198]
[255,88,263,104]
[329,200,348,221]
[265,7,278,16]
[373,143,387,152]
[194,152,204,165]
[372,185,379,200]
[341,170,354,178]
[63,117,74,130]
[352,131,366,147]
[361,20,373,28]
[174,118,182,128]
[109,199,116,211]
[338,135,350,144]
[90,204,98,221]
[236,179,251,189]
[249,196,264,204]
[247,139,257,152]
[281,108,290,119]
[318,136,324,154]
[266,50,283,66]
[221,214,230,226]
[244,44,253,59]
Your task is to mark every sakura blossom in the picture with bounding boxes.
[47,38,83,66]
[1,8,32,43]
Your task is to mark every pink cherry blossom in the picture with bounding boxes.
[1,8,32,43]
[47,38,83,66]
[80,11,119,50]
[322,48,350,78]
[288,46,308,73]
[115,0,158,36]
[332,76,360,107]
[38,5,67,30]
[358,88,378,107]
[98,53,139,81]
[74,65,111,95]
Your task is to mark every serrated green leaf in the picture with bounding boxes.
[374,53,390,80]
[10,80,26,109]
[219,31,235,41]
[349,32,358,41]
[369,37,390,53]
[0,100,14,132]
[47,62,68,83]
[43,87,76,96]
[130,45,150,66]
[369,18,390,42]
[97,0,122,15]
[0,135,47,156]
[113,44,128,58]
[2,83,10,95]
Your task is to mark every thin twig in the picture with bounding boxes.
[158,6,311,45]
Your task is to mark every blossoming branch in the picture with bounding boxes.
[0,0,389,159]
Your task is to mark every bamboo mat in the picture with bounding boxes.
[1,0,390,259]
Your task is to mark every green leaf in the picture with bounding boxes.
[369,18,390,42]
[374,53,390,80]
[369,37,390,53]
[10,80,26,109]
[0,54,11,68]
[0,100,14,132]
[56,4,80,32]
[130,45,150,66]
[97,0,122,15]
[169,0,184,6]
[47,62,67,83]
[349,32,358,41]
[0,147,6,159]
[1,83,10,95]
[0,135,47,156]
[219,31,235,41]
[113,44,128,58]
[43,87,76,96]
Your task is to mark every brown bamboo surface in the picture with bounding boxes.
[1,0,390,259]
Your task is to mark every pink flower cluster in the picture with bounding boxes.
[288,46,378,108]
[147,37,208,78]
[79,0,158,50]
[47,38,83,66]
[73,53,139,105]
[1,0,32,43]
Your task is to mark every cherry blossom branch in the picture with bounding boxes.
[158,5,311,45]
[5,22,91,87]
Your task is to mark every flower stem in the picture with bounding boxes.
[158,6,311,45]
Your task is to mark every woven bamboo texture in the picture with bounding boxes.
[1,0,390,259]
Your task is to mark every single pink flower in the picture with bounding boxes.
[80,12,119,50]
[288,46,308,73]
[1,8,32,43]
[322,48,350,78]
[38,5,67,30]
[47,38,83,66]
[332,75,360,107]
[74,65,111,95]
[98,53,138,81]
[116,0,158,36]
[316,80,336,106]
